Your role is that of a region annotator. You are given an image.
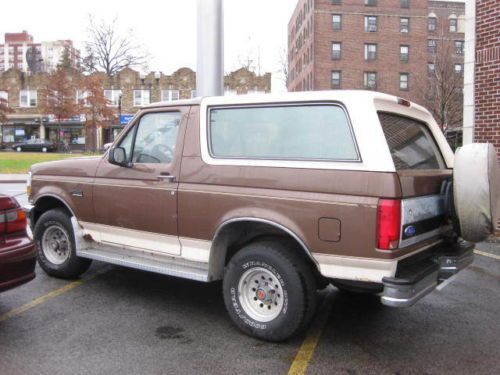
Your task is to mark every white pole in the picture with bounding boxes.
[196,0,224,97]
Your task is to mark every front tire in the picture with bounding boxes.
[42,147,47,153]
[16,146,22,152]
[34,208,91,279]
[223,240,317,342]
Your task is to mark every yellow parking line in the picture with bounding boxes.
[288,291,334,375]
[0,269,107,324]
[474,249,500,260]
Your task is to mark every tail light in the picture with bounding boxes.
[376,199,401,250]
[0,197,27,235]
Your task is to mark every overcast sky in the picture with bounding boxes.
[0,0,298,91]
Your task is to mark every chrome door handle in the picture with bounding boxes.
[157,174,176,182]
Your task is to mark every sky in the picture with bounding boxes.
[0,0,298,92]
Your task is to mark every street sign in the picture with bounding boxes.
[119,114,134,125]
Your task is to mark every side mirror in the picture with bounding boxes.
[108,147,130,167]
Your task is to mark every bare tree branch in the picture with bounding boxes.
[83,15,150,76]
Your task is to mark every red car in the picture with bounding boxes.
[0,195,36,292]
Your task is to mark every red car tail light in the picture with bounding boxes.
[0,209,27,235]
[376,199,401,250]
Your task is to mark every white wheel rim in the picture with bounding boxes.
[42,147,47,152]
[41,225,71,265]
[16,147,21,152]
[237,267,284,322]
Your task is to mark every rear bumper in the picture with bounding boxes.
[0,239,36,292]
[381,240,474,307]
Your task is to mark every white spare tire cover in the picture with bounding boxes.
[453,143,500,242]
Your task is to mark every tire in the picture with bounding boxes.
[16,146,22,152]
[34,208,92,279]
[453,143,500,242]
[223,240,317,342]
[42,147,47,153]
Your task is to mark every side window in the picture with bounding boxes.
[208,104,358,161]
[119,112,181,164]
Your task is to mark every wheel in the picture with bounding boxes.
[16,146,22,152]
[223,240,317,342]
[453,143,500,242]
[42,147,47,153]
[34,208,92,279]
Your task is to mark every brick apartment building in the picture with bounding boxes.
[0,67,271,151]
[288,0,465,105]
[0,31,80,73]
[472,0,500,156]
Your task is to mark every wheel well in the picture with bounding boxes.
[209,220,321,281]
[33,196,72,225]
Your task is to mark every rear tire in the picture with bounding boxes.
[34,208,91,279]
[223,240,317,342]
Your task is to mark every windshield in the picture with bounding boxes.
[379,112,443,170]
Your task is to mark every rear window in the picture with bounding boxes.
[378,112,443,170]
[209,104,359,161]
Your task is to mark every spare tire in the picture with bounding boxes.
[453,143,500,242]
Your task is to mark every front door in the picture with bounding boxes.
[90,107,189,255]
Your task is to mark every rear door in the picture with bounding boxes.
[91,106,190,255]
[378,112,451,247]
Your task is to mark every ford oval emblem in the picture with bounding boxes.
[404,226,417,237]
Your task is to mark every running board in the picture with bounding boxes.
[77,245,210,282]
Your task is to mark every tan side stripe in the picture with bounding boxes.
[0,268,108,324]
[474,249,500,260]
[288,291,335,375]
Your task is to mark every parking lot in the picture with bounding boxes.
[1,182,500,375]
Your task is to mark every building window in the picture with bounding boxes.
[19,90,37,107]
[454,40,464,54]
[454,63,463,74]
[427,63,435,74]
[331,71,341,88]
[331,0,342,4]
[133,90,151,107]
[399,73,409,90]
[0,90,8,106]
[400,0,410,8]
[104,89,122,107]
[76,90,90,107]
[428,39,437,53]
[364,16,378,32]
[331,42,342,60]
[161,90,180,101]
[449,18,457,32]
[365,0,377,6]
[364,72,377,89]
[428,17,437,31]
[191,90,197,98]
[400,45,409,61]
[364,44,377,60]
[332,14,342,30]
[400,17,410,33]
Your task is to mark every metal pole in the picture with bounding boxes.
[196,0,224,97]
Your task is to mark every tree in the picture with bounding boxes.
[278,47,289,88]
[83,16,149,76]
[40,68,81,151]
[80,74,116,151]
[417,35,463,131]
[58,46,72,69]
[0,96,12,124]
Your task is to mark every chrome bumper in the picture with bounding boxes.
[381,241,474,308]
[23,204,35,239]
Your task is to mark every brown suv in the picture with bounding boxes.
[25,91,499,341]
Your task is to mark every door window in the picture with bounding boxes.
[119,112,181,164]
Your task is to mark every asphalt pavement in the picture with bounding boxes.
[1,180,499,374]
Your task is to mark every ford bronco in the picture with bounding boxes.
[25,91,499,341]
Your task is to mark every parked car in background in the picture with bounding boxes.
[0,195,36,292]
[12,139,56,153]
